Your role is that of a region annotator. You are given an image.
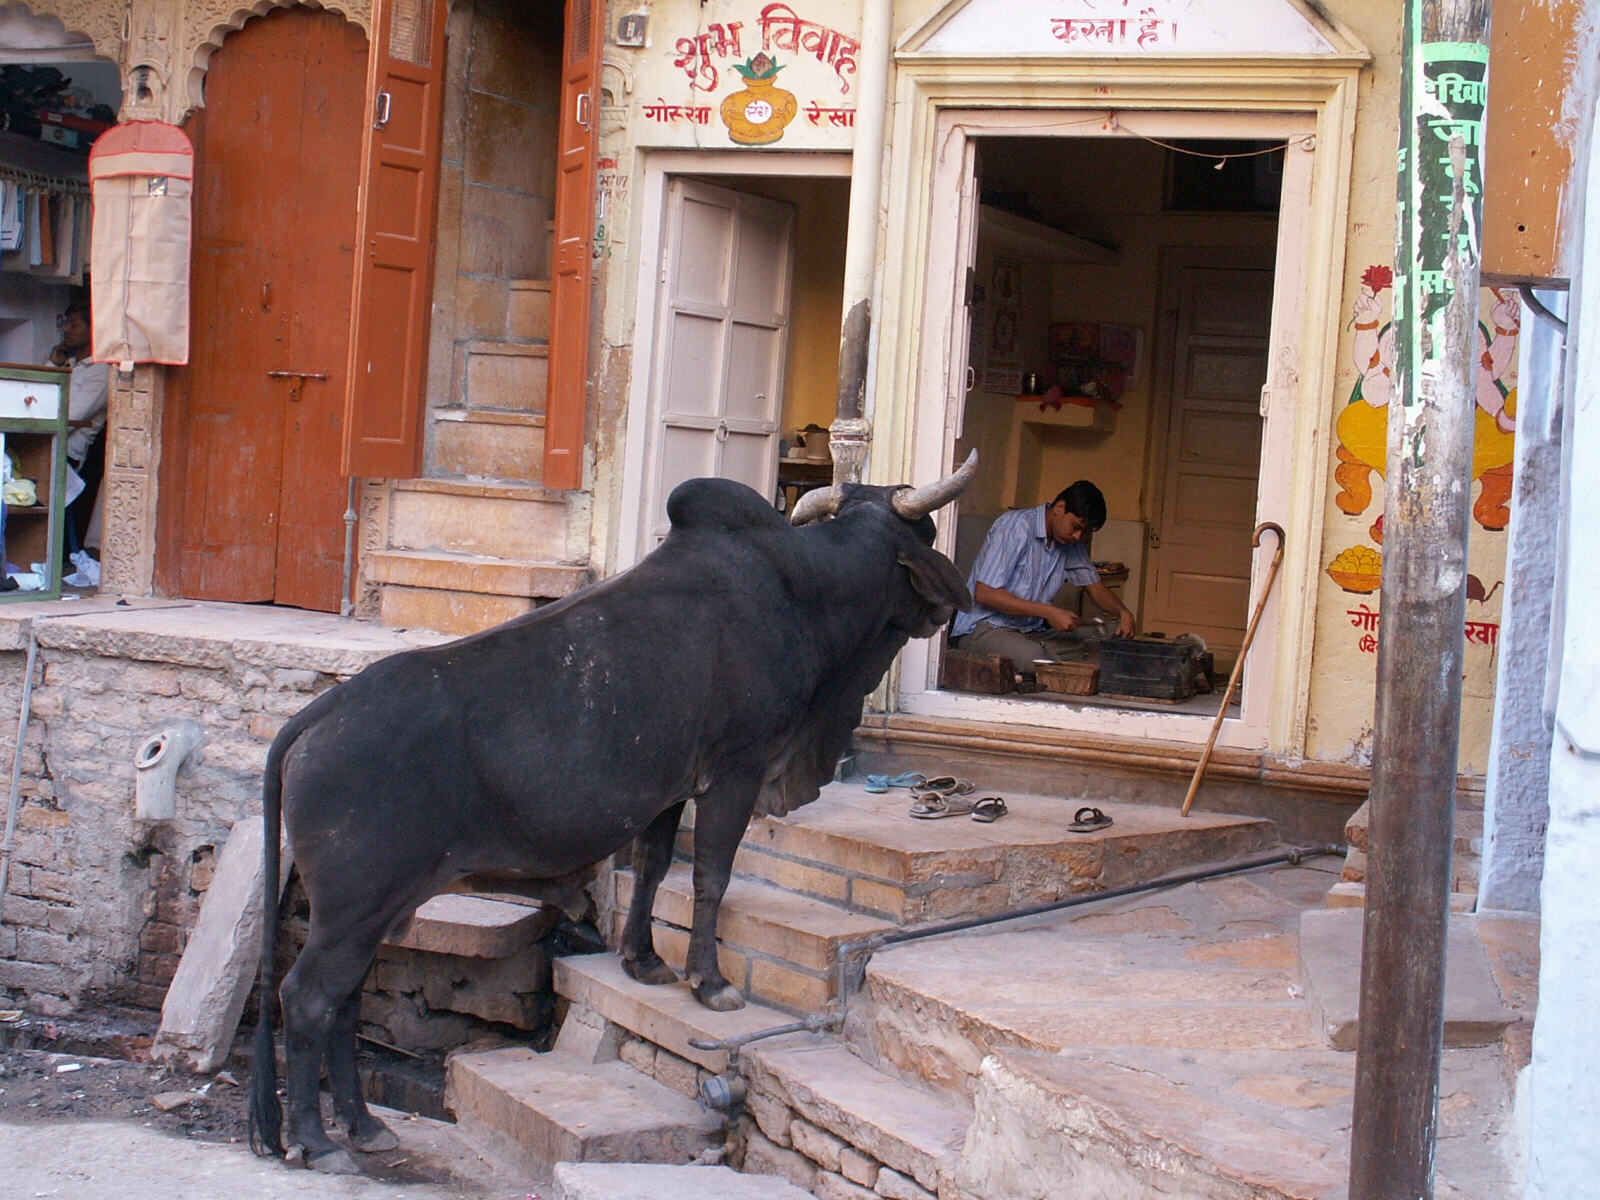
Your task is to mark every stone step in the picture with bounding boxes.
[433,408,546,480]
[389,477,587,562]
[554,952,798,1075]
[551,954,972,1198]
[740,1039,972,1198]
[1297,909,1515,1051]
[552,1162,813,1200]
[446,1047,722,1181]
[727,784,1277,925]
[508,278,552,343]
[372,548,590,635]
[455,339,549,413]
[958,1043,1513,1200]
[615,862,896,1011]
[962,1047,1349,1199]
[852,867,1336,1098]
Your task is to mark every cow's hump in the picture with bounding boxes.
[666,476,789,535]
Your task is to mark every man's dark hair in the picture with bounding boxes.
[1051,480,1107,531]
[62,298,89,320]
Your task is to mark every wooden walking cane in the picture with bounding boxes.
[1181,522,1286,817]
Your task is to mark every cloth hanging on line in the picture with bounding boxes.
[88,120,193,367]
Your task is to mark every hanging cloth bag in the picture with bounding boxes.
[88,121,194,367]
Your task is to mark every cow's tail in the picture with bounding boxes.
[248,729,291,1158]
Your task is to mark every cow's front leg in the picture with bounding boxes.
[686,782,759,1011]
[621,800,686,986]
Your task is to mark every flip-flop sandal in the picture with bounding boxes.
[909,793,978,819]
[1067,806,1113,832]
[971,796,1008,823]
[912,776,975,799]
[864,771,927,794]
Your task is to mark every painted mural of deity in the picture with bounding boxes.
[1333,264,1521,534]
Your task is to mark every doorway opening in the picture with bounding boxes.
[941,133,1282,719]
[0,11,122,598]
[628,166,850,556]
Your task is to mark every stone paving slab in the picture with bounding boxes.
[387,893,552,958]
[551,1162,815,1199]
[1298,909,1516,1050]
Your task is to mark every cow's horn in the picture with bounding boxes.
[891,449,979,520]
[790,485,845,525]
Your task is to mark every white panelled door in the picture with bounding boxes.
[1143,265,1273,667]
[648,178,796,543]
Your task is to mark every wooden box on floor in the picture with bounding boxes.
[1034,660,1100,695]
[939,648,1015,694]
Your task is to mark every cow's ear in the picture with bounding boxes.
[898,548,973,612]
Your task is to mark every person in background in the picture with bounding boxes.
[950,479,1135,672]
[48,295,109,562]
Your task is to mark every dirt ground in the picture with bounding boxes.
[0,1008,526,1198]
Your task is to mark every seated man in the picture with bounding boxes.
[950,480,1135,672]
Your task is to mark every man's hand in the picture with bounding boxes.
[1041,605,1079,632]
[47,345,71,368]
[1116,607,1135,638]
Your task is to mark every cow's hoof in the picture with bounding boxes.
[623,956,679,986]
[347,1120,399,1153]
[307,1147,363,1175]
[694,981,746,1011]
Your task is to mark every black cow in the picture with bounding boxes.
[249,452,976,1172]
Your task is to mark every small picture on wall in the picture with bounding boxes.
[1047,322,1141,408]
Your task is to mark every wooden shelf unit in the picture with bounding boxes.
[0,363,70,601]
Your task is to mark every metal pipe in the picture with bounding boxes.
[340,477,359,619]
[687,1010,842,1054]
[0,624,41,922]
[828,0,892,484]
[834,843,1345,1007]
[1517,284,1569,335]
[1350,1,1492,1195]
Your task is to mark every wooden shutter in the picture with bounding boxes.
[542,0,605,491]
[341,0,446,478]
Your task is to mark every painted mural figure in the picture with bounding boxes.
[1334,265,1520,533]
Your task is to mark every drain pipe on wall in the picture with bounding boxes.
[827,0,892,484]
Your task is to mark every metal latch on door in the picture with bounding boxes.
[267,370,328,402]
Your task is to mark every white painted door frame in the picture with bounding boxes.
[895,107,1317,752]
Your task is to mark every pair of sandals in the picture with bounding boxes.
[907,777,1008,823]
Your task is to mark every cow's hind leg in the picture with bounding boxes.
[327,989,399,1153]
[621,800,686,986]
[279,914,396,1174]
[685,781,759,1011]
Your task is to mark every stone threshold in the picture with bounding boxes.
[856,711,1487,804]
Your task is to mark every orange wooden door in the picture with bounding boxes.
[543,0,606,490]
[158,8,366,611]
[343,0,447,479]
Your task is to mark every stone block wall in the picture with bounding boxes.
[0,604,446,1015]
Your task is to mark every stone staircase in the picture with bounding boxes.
[426,781,1301,1195]
[348,767,1527,1198]
[369,276,594,636]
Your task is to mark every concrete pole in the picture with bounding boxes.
[1525,90,1599,1200]
[828,0,892,484]
[1348,1,1492,1196]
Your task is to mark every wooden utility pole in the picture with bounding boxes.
[1349,1,1493,1197]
